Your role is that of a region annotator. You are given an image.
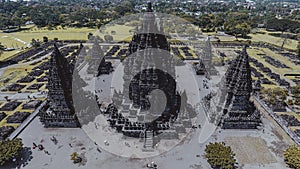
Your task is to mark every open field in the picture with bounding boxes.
[0,50,21,61]
[0,65,34,89]
[0,26,97,49]
[205,30,298,51]
[225,136,276,164]
[262,48,300,72]
[95,24,134,41]
[247,48,298,86]
[249,32,298,51]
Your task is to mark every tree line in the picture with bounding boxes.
[0,1,136,29]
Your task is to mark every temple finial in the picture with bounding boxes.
[147,1,153,12]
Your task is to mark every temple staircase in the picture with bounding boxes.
[142,130,154,152]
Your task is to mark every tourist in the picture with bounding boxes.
[44,150,50,155]
[50,136,58,145]
[38,144,44,151]
[32,142,37,149]
[147,161,157,169]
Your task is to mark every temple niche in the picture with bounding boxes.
[220,46,261,129]
[40,44,80,127]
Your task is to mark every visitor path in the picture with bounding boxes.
[0,92,46,101]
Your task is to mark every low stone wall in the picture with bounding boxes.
[253,96,300,146]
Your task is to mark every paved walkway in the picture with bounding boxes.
[0,92,46,101]
[253,96,300,146]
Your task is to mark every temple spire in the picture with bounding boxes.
[147,1,153,12]
[40,43,80,127]
[221,45,261,129]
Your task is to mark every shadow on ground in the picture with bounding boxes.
[2,147,33,169]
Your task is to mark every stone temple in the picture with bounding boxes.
[193,37,217,76]
[86,38,113,76]
[40,44,80,127]
[221,46,261,129]
[98,2,195,151]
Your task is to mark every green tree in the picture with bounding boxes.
[204,142,236,169]
[266,18,300,34]
[104,35,113,42]
[70,152,78,161]
[225,21,251,40]
[0,138,23,166]
[114,1,134,16]
[30,38,41,48]
[224,12,251,39]
[261,87,287,105]
[235,22,251,38]
[284,145,300,169]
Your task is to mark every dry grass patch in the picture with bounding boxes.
[225,136,276,165]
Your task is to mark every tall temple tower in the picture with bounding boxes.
[122,1,179,126]
[201,36,219,75]
[202,37,213,70]
[221,46,261,129]
[87,38,104,75]
[104,2,185,151]
[40,44,80,127]
[86,38,113,76]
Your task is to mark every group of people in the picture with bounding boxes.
[146,161,158,169]
[32,136,58,155]
[32,142,50,155]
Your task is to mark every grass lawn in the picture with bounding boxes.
[1,26,97,48]
[94,24,134,42]
[248,32,298,51]
[247,48,297,86]
[0,26,97,61]
[261,48,300,72]
[0,64,34,89]
[0,50,22,61]
[204,30,298,51]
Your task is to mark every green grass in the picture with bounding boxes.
[247,47,299,87]
[204,30,298,51]
[94,24,134,42]
[262,48,300,72]
[1,26,97,48]
[0,64,35,89]
[0,26,98,61]
[249,33,298,50]
[0,50,21,61]
[248,48,299,75]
